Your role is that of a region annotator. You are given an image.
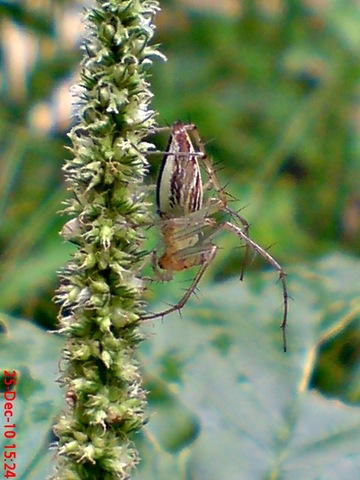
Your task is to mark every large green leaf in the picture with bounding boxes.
[0,254,359,479]
[137,253,360,479]
[0,316,64,479]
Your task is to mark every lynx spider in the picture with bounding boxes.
[143,121,289,352]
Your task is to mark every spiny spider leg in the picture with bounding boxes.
[223,221,288,352]
[142,245,217,321]
[224,205,250,280]
[142,217,289,351]
[142,216,223,321]
[180,124,252,280]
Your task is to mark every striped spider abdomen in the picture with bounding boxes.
[156,120,203,218]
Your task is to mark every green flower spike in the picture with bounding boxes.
[53,1,164,479]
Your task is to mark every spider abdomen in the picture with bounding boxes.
[156,121,203,218]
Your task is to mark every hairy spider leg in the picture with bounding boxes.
[153,209,288,352]
[182,124,252,280]
[142,245,217,322]
[142,215,221,321]
[222,221,288,352]
[154,214,289,351]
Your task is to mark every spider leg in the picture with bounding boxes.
[197,197,252,281]
[150,249,172,281]
[141,245,217,321]
[224,206,251,281]
[134,249,154,276]
[184,124,228,206]
[150,125,173,134]
[146,150,204,158]
[181,124,252,282]
[223,221,288,352]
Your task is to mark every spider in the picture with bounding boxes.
[143,121,289,352]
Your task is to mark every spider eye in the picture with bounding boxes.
[156,122,203,218]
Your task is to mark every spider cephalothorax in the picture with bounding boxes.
[144,121,289,352]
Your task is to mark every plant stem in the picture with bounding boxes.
[53,1,162,478]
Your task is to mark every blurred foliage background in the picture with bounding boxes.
[0,0,360,477]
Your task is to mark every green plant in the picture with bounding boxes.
[53,1,162,478]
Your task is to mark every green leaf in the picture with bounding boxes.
[0,315,64,479]
[137,253,360,479]
[0,254,359,479]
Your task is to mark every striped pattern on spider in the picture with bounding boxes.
[143,121,289,352]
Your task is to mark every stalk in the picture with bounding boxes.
[53,1,163,478]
